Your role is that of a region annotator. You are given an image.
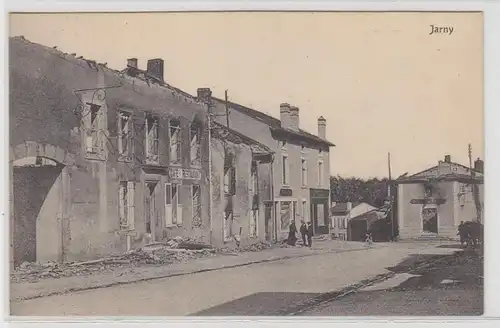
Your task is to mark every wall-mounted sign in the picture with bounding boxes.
[410,198,446,205]
[310,188,330,198]
[168,167,202,180]
[279,188,293,197]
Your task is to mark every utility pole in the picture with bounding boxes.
[388,152,395,241]
[225,89,230,128]
[468,144,482,223]
[468,143,473,171]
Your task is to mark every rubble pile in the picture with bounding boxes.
[217,241,278,254]
[11,236,215,283]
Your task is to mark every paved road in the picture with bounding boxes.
[10,243,457,316]
[301,246,483,316]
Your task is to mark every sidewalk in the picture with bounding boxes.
[10,240,370,302]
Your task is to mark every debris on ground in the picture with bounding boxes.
[11,236,215,284]
[216,241,281,254]
[11,237,289,283]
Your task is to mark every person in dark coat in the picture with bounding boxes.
[287,220,297,246]
[306,221,313,247]
[299,220,308,246]
[457,221,466,247]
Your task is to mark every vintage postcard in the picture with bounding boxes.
[7,11,484,317]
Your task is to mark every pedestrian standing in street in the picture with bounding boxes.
[458,221,466,247]
[287,220,297,246]
[306,221,313,248]
[365,232,373,247]
[300,220,308,246]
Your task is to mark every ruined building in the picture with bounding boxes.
[9,37,212,266]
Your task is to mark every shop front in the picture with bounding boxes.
[310,188,330,235]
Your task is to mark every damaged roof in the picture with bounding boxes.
[211,121,274,154]
[9,36,207,122]
[212,97,335,148]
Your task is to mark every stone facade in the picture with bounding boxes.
[395,156,484,240]
[199,90,335,241]
[209,122,273,247]
[9,37,211,266]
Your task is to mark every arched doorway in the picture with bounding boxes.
[10,142,74,267]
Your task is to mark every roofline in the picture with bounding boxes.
[211,121,274,153]
[392,176,484,185]
[269,126,336,147]
[213,96,336,147]
[409,161,482,178]
[11,36,205,109]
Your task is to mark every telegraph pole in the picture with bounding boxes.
[468,143,473,171]
[225,90,230,128]
[468,144,482,223]
[388,152,395,241]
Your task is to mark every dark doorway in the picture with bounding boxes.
[311,201,329,235]
[349,219,368,242]
[144,181,158,239]
[422,207,438,233]
[264,202,274,242]
[12,164,62,267]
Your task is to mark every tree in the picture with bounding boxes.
[330,175,389,207]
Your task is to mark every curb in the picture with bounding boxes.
[12,246,372,302]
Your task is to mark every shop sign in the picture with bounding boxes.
[410,198,446,205]
[168,167,202,180]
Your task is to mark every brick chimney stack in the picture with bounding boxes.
[474,157,484,173]
[127,58,138,69]
[289,106,299,131]
[146,58,164,81]
[197,88,212,106]
[318,116,326,139]
[280,103,291,129]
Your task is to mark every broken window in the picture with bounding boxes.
[118,111,132,159]
[192,185,202,227]
[301,158,307,187]
[190,123,201,166]
[85,104,102,154]
[250,161,258,194]
[165,183,182,226]
[119,181,135,230]
[282,154,289,185]
[169,119,181,164]
[224,153,236,196]
[145,114,159,163]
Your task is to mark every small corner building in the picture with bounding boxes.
[394,155,484,240]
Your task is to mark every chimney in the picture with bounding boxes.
[197,88,212,106]
[289,106,299,131]
[318,116,326,139]
[444,155,451,163]
[474,158,484,173]
[146,58,164,81]
[127,58,138,69]
[346,202,352,211]
[280,103,291,129]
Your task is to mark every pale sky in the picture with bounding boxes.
[9,12,484,179]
